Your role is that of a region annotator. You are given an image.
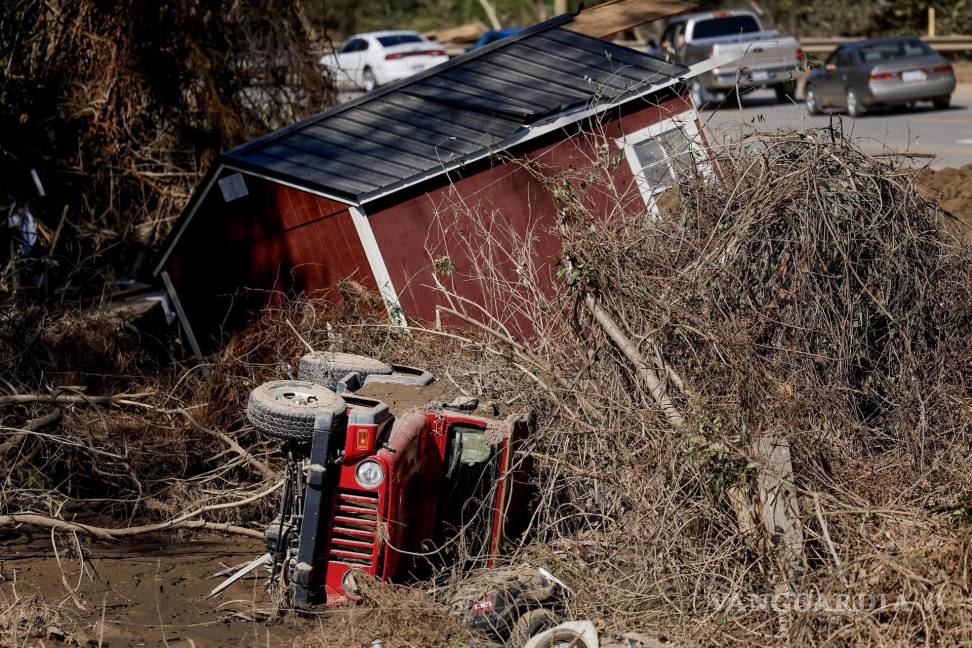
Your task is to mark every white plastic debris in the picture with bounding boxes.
[7,202,37,255]
[524,620,599,648]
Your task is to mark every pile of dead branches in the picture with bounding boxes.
[5,126,972,647]
[0,0,332,298]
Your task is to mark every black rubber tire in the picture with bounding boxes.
[247,380,346,440]
[775,80,797,104]
[689,80,708,109]
[298,352,392,388]
[845,88,863,117]
[933,95,951,110]
[509,608,560,648]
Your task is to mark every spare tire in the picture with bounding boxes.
[247,380,346,440]
[298,352,393,388]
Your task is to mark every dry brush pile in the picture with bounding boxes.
[0,0,331,297]
[333,129,972,646]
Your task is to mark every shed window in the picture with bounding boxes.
[630,127,695,194]
[618,110,709,214]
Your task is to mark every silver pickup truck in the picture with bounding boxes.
[660,10,803,106]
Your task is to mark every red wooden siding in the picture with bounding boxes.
[164,172,373,348]
[368,95,694,330]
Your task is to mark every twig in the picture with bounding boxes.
[176,410,276,481]
[0,481,281,540]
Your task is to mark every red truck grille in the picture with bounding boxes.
[329,489,379,567]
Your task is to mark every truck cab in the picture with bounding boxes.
[661,10,804,106]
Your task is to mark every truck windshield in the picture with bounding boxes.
[692,16,760,39]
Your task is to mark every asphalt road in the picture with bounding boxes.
[702,83,972,169]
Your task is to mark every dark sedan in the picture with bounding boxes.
[805,37,956,117]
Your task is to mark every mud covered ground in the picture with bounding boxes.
[920,162,972,234]
[0,535,316,647]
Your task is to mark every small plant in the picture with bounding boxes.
[433,255,455,276]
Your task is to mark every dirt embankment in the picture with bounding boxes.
[919,163,972,234]
[952,60,972,84]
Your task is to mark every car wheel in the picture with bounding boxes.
[845,88,862,117]
[775,81,797,104]
[690,80,709,109]
[298,351,393,388]
[247,380,346,440]
[510,608,561,648]
[805,86,821,115]
[933,95,951,110]
[362,67,377,92]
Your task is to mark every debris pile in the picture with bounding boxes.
[0,0,331,299]
[4,129,972,646]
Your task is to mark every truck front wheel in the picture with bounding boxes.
[690,80,709,109]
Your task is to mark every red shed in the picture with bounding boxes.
[155,10,718,352]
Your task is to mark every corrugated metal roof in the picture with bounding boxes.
[223,16,689,203]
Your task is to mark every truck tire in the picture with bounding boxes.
[774,80,797,104]
[298,352,393,388]
[689,80,709,109]
[247,380,346,440]
[510,608,560,647]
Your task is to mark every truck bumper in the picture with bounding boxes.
[703,65,799,91]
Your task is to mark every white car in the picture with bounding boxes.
[321,31,450,92]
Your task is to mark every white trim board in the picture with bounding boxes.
[349,206,408,328]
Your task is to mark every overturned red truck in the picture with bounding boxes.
[246,352,533,607]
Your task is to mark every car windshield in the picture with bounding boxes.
[692,15,760,39]
[859,39,932,63]
[377,34,423,47]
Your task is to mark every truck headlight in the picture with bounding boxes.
[354,460,384,489]
[342,568,367,596]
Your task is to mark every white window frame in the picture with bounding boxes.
[616,109,710,214]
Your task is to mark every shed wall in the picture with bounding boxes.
[163,171,374,349]
[368,95,693,331]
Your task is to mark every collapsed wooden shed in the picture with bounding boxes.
[155,9,716,352]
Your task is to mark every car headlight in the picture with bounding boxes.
[354,460,384,489]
